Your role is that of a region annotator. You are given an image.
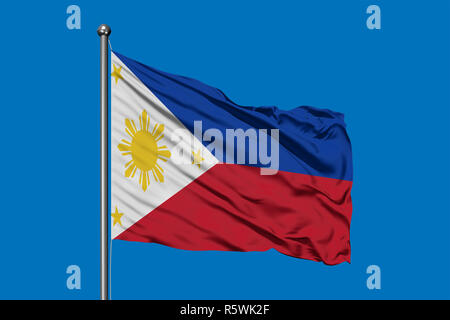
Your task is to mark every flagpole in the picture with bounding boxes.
[97,24,111,301]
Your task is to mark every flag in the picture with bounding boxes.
[110,52,353,265]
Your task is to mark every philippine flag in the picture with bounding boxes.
[111,52,353,265]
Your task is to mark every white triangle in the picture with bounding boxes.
[111,53,218,239]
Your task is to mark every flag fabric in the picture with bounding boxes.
[110,52,353,265]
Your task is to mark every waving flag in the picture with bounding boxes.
[110,52,353,265]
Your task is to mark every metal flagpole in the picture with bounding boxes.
[97,24,111,301]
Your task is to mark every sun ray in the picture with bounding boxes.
[118,110,171,191]
[131,166,137,178]
[153,124,165,141]
[125,119,137,138]
[151,168,158,181]
[157,147,171,161]
[125,163,136,177]
[155,163,163,173]
[121,139,131,146]
[141,110,149,132]
[118,141,131,152]
[151,123,158,135]
[145,112,150,132]
[155,134,164,142]
[125,159,134,167]
[141,170,148,191]
[154,165,164,182]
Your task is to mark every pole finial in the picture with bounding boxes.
[97,24,111,36]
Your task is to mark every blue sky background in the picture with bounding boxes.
[0,0,449,299]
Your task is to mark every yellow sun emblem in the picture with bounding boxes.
[118,110,171,191]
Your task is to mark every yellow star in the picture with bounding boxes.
[111,206,124,227]
[111,64,124,84]
[192,149,204,168]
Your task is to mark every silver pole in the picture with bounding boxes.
[97,24,111,301]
